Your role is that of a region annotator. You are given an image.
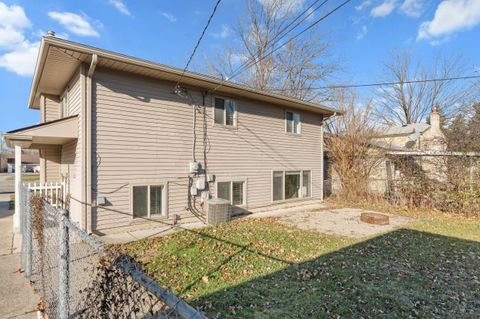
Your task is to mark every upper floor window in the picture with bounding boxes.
[214,97,236,126]
[285,111,300,134]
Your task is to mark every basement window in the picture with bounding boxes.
[214,97,236,126]
[217,181,245,205]
[285,111,301,134]
[132,185,165,218]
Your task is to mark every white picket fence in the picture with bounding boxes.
[25,182,65,208]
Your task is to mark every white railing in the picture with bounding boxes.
[25,182,65,208]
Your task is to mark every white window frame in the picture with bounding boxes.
[213,96,237,127]
[130,183,168,219]
[272,170,312,202]
[216,180,246,206]
[285,111,301,134]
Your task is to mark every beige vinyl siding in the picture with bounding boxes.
[67,71,82,116]
[61,69,84,225]
[42,145,61,182]
[92,68,323,230]
[43,95,60,122]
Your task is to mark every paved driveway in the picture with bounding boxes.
[0,194,38,318]
[0,173,14,194]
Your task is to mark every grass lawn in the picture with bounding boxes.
[6,173,40,182]
[123,214,480,318]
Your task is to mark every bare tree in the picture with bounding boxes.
[375,51,472,125]
[325,90,383,200]
[207,0,337,102]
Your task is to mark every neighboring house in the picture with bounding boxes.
[325,108,468,196]
[2,151,39,173]
[6,35,338,233]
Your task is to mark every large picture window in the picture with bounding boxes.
[214,97,236,126]
[217,181,245,205]
[133,185,165,218]
[273,170,311,201]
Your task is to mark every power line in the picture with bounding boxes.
[267,74,480,91]
[175,0,222,89]
[209,0,353,94]
[227,0,329,80]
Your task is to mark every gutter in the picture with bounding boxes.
[84,54,97,233]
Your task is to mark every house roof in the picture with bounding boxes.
[382,123,430,137]
[28,36,340,116]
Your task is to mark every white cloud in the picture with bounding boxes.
[306,7,315,20]
[371,0,398,17]
[213,24,232,39]
[356,25,368,39]
[0,2,38,76]
[159,11,177,23]
[48,11,99,37]
[418,0,480,41]
[108,0,130,16]
[400,0,424,17]
[356,0,373,11]
[0,2,31,29]
[0,41,38,76]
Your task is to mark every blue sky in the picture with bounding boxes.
[0,0,479,132]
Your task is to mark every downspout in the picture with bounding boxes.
[85,54,97,233]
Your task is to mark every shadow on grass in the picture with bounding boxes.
[194,229,480,318]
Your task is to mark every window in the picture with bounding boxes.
[285,171,300,199]
[214,97,236,126]
[217,181,245,205]
[273,170,312,201]
[285,111,300,134]
[133,185,165,218]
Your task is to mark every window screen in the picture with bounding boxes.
[285,171,300,199]
[302,171,311,197]
[150,185,163,215]
[133,186,148,217]
[273,171,284,201]
[217,182,231,202]
[226,100,235,126]
[293,113,300,133]
[214,98,225,124]
[286,112,293,133]
[232,181,244,205]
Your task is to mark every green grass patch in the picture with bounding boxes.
[6,174,39,182]
[123,215,480,318]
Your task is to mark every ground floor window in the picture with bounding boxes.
[132,184,165,218]
[217,181,245,205]
[273,170,311,201]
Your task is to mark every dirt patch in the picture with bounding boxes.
[277,208,414,238]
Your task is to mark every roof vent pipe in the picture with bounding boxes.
[46,30,55,37]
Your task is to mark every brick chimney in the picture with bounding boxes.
[429,104,441,133]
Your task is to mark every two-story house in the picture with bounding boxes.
[6,35,338,233]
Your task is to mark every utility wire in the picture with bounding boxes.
[227,0,329,80]
[176,0,222,89]
[208,0,353,94]
[266,74,480,91]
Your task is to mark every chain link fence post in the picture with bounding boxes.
[58,209,70,318]
[25,189,32,277]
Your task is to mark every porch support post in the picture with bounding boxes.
[14,144,22,233]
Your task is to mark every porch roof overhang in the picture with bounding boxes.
[5,115,78,148]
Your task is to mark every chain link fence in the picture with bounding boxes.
[19,185,205,318]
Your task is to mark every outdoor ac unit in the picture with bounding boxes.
[206,198,230,225]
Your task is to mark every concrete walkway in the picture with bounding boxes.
[0,194,38,318]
